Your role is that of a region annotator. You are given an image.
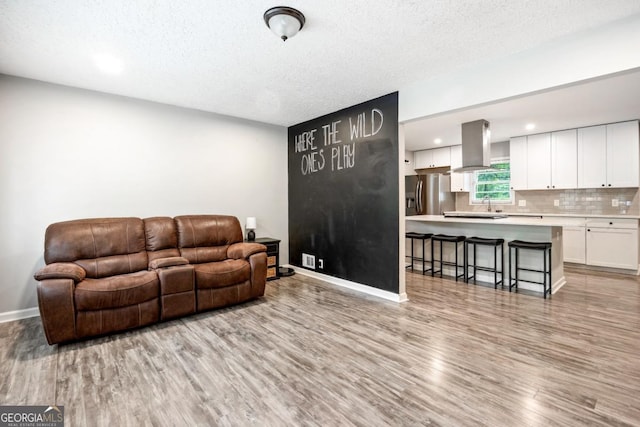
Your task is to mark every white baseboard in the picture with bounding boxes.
[0,307,40,324]
[287,265,408,303]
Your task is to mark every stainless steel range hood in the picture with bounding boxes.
[452,119,491,172]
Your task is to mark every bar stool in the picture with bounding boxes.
[464,237,505,288]
[405,232,433,274]
[431,234,466,281]
[508,240,552,299]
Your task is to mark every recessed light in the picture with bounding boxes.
[434,138,442,144]
[93,53,124,75]
[525,123,536,131]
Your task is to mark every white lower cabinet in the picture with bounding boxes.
[585,219,638,270]
[563,226,586,264]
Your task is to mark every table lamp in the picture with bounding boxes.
[246,217,256,241]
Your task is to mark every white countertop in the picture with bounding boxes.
[494,211,640,219]
[406,214,585,227]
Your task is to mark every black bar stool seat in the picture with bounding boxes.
[431,234,466,281]
[508,240,552,299]
[464,237,505,288]
[405,232,433,274]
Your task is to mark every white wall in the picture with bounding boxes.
[400,14,640,122]
[0,75,288,316]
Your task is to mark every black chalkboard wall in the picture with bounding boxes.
[288,92,399,293]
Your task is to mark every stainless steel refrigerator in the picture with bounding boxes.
[405,173,455,216]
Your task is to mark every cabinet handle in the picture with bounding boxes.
[546,185,550,189]
[608,184,611,187]
[552,185,555,188]
[587,229,591,232]
[601,184,605,187]
[609,222,613,225]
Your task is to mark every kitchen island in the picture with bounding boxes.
[406,214,577,295]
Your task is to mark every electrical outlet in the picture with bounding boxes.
[318,259,324,269]
[518,200,526,207]
[302,253,316,269]
[554,199,560,207]
[612,199,619,207]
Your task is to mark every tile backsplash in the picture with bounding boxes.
[456,188,640,216]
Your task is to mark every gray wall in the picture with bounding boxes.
[0,75,288,317]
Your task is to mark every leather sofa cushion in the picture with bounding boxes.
[175,215,243,263]
[75,270,159,310]
[76,251,148,279]
[44,218,148,277]
[144,217,180,262]
[194,259,250,289]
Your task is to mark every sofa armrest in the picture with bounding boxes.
[34,262,86,283]
[249,252,267,298]
[36,279,77,345]
[227,242,267,260]
[149,256,189,269]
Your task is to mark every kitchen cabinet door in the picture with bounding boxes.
[526,133,552,189]
[551,129,578,189]
[586,227,638,270]
[414,147,451,169]
[562,226,585,264]
[414,150,433,169]
[449,145,469,192]
[606,120,639,188]
[577,125,607,188]
[509,136,527,190]
[432,146,451,168]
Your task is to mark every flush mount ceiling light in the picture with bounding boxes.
[264,6,305,41]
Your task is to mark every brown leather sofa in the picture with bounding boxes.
[34,215,267,345]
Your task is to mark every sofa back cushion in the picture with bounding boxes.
[44,217,148,278]
[174,215,243,264]
[144,217,180,262]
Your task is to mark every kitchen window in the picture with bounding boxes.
[471,159,512,204]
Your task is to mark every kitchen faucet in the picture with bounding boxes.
[483,195,492,212]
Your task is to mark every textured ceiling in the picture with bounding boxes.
[1,1,640,126]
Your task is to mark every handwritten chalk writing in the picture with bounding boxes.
[294,129,318,153]
[295,106,384,175]
[301,149,325,175]
[322,121,342,146]
[348,109,384,141]
[331,143,355,171]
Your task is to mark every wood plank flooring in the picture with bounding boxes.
[1,267,640,426]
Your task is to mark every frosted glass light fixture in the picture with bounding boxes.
[246,217,257,241]
[264,6,306,41]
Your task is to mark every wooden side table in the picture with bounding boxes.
[251,237,280,280]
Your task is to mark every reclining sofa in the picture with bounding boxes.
[34,215,267,344]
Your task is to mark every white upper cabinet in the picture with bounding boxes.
[578,125,608,188]
[526,133,552,190]
[414,146,451,169]
[578,121,639,188]
[551,129,578,189]
[606,121,639,188]
[449,145,470,192]
[511,131,575,191]
[509,136,528,190]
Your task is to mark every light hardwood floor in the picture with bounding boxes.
[1,268,639,426]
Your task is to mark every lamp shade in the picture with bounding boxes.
[246,217,257,230]
[264,6,305,41]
